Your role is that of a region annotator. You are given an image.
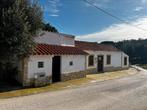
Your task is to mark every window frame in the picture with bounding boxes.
[106,55,111,65]
[38,61,44,68]
[88,55,94,67]
[69,61,73,66]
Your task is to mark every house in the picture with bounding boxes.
[17,32,129,87]
[75,41,129,73]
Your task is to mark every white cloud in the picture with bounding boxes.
[141,0,147,3]
[50,14,59,17]
[44,0,61,17]
[134,7,143,11]
[76,16,147,42]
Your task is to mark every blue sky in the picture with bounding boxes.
[39,0,147,42]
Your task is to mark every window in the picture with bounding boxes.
[88,55,94,66]
[38,61,44,68]
[69,61,73,66]
[124,57,127,65]
[106,55,111,65]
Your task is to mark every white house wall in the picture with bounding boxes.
[35,32,61,45]
[28,55,52,79]
[27,55,86,79]
[110,52,122,67]
[61,55,86,74]
[27,52,129,80]
[35,32,75,46]
[122,52,129,68]
[61,36,75,46]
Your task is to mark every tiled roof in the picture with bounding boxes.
[33,43,88,55]
[75,41,121,52]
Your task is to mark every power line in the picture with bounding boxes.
[83,0,147,32]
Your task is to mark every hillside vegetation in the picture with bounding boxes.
[101,39,147,64]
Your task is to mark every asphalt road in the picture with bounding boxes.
[1,68,147,110]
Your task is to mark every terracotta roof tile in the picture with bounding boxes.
[75,41,121,52]
[33,43,88,55]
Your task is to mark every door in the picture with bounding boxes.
[52,56,61,83]
[97,55,104,72]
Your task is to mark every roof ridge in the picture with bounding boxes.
[33,43,88,55]
[40,31,75,38]
[36,43,77,48]
[75,40,121,52]
[75,40,98,44]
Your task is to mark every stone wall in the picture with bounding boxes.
[61,71,86,82]
[34,76,52,87]
[23,76,52,87]
[85,68,97,74]
[104,66,129,72]
[22,65,129,87]
[85,67,129,74]
[24,70,87,86]
[24,70,87,87]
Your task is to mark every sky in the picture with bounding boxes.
[39,0,147,42]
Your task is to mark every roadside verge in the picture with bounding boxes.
[0,68,138,99]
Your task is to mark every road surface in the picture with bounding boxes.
[0,68,147,110]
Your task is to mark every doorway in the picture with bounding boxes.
[97,55,104,72]
[52,56,61,83]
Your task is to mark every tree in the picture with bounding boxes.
[0,0,42,60]
[101,41,115,46]
[114,39,147,64]
[0,0,43,79]
[42,23,58,32]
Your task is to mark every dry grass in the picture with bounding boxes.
[87,68,137,81]
[0,78,91,99]
[139,64,147,70]
[0,68,138,99]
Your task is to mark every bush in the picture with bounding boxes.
[0,62,18,81]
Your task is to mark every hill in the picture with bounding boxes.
[101,39,147,64]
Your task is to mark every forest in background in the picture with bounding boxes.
[101,39,147,64]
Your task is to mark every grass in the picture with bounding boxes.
[87,68,137,81]
[0,78,91,99]
[0,68,138,99]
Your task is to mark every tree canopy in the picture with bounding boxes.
[101,41,115,46]
[101,39,147,64]
[0,0,43,60]
[0,0,59,79]
[115,39,147,64]
[42,23,58,32]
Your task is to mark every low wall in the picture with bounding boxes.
[23,66,129,87]
[85,67,129,74]
[85,68,97,74]
[23,76,52,87]
[23,71,86,87]
[104,66,129,72]
[61,71,86,82]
